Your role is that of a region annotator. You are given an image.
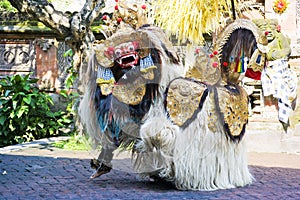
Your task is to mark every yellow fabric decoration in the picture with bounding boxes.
[96,78,115,85]
[96,78,115,96]
[140,65,157,73]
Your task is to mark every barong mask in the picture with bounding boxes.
[106,41,140,68]
[94,28,161,105]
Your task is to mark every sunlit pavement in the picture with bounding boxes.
[0,137,299,200]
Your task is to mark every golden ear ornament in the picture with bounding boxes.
[166,78,208,127]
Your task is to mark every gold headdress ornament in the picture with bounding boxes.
[185,47,221,85]
[94,1,173,105]
[94,0,151,68]
[93,0,154,65]
[99,0,150,38]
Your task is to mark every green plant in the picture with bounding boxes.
[52,134,90,151]
[0,74,73,147]
[60,48,80,133]
[0,0,17,12]
[63,49,78,89]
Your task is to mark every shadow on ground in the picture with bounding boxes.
[0,152,299,200]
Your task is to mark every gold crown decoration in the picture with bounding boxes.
[99,0,151,38]
[93,0,153,68]
[185,47,221,85]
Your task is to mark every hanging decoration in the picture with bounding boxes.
[273,0,289,14]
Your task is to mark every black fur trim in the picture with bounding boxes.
[214,84,248,143]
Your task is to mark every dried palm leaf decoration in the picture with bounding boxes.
[152,0,238,44]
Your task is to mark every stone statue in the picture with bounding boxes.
[253,19,291,60]
[253,19,297,126]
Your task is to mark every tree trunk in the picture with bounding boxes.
[7,0,105,87]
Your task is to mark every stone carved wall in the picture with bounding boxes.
[0,39,36,75]
[57,42,73,89]
[0,36,71,90]
[0,12,67,90]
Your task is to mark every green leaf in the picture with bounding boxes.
[16,110,24,118]
[37,122,44,128]
[59,90,68,98]
[16,106,28,118]
[24,73,31,80]
[46,111,55,118]
[23,96,31,104]
[18,92,26,96]
[9,123,16,131]
[49,128,54,135]
[63,49,73,57]
[65,78,73,89]
[9,111,15,118]
[13,74,22,82]
[29,78,38,83]
[12,100,18,109]
[4,90,11,97]
[1,106,10,112]
[23,85,31,91]
[0,115,6,125]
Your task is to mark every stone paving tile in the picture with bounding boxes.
[0,147,300,200]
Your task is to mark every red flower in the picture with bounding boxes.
[273,0,289,14]
[117,18,122,23]
[209,54,214,58]
[105,46,115,57]
[115,0,119,2]
[213,50,218,55]
[277,2,284,9]
[223,62,228,67]
[277,25,281,32]
[115,5,119,10]
[102,15,107,20]
[212,62,218,68]
[141,5,147,10]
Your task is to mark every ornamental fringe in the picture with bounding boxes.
[215,19,259,57]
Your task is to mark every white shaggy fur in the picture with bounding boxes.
[135,89,253,190]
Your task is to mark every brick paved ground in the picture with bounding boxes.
[0,141,299,200]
